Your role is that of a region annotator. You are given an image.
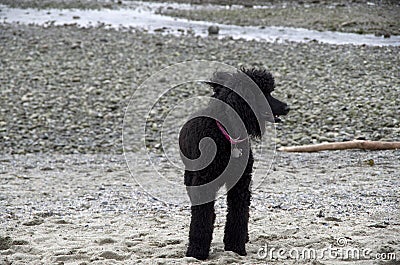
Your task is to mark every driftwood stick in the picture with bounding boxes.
[278,140,400,152]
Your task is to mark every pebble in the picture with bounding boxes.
[99,251,127,260]
[22,219,44,226]
[325,217,343,222]
[208,25,219,35]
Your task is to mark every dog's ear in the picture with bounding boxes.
[207,70,260,104]
[240,67,275,93]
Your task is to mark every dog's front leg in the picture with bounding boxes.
[224,173,252,256]
[186,201,216,260]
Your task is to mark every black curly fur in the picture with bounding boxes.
[179,67,289,260]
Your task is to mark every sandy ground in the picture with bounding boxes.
[1,150,399,264]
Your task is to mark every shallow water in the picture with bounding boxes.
[1,2,399,46]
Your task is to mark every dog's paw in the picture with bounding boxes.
[186,246,209,260]
[224,245,247,256]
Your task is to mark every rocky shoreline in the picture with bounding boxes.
[1,23,399,154]
[158,0,400,36]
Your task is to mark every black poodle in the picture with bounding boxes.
[179,67,290,260]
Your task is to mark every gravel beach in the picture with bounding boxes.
[1,24,399,154]
[0,0,399,264]
[156,0,400,36]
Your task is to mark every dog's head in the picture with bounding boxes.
[207,67,289,138]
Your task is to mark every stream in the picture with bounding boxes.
[1,1,399,46]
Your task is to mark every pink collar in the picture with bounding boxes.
[216,121,248,144]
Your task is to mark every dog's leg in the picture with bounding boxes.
[186,200,216,260]
[185,172,217,260]
[224,173,252,256]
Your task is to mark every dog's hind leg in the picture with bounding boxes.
[186,201,216,260]
[185,173,217,260]
[224,172,252,256]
